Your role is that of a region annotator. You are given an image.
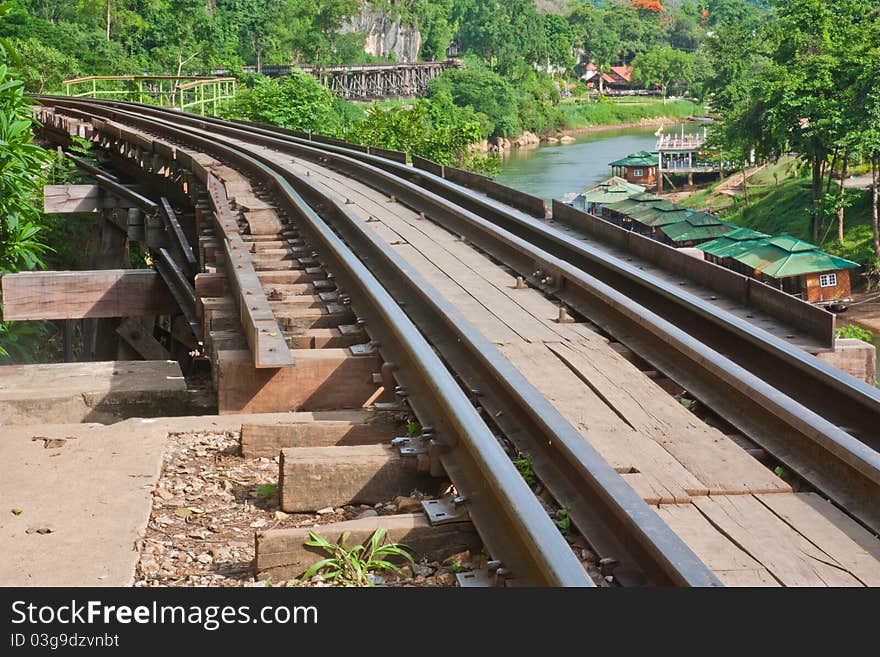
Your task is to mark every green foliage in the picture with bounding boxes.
[0,63,52,274]
[512,453,538,488]
[560,99,702,129]
[256,483,278,496]
[704,169,876,269]
[405,420,421,439]
[344,98,495,173]
[8,37,79,93]
[267,0,362,67]
[702,0,880,243]
[221,72,339,132]
[429,65,518,137]
[631,45,695,99]
[428,65,564,139]
[553,505,572,536]
[835,324,873,344]
[301,528,414,586]
[0,320,53,363]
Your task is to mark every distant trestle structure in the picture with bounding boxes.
[211,60,461,100]
[300,61,458,100]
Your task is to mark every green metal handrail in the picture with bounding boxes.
[61,76,237,114]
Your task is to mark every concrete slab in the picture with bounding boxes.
[0,419,168,586]
[0,360,188,425]
[0,411,399,586]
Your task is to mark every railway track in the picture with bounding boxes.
[31,96,880,587]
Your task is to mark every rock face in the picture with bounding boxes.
[514,131,541,147]
[343,8,422,62]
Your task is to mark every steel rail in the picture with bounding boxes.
[61,101,880,449]
[258,123,880,445]
[36,97,880,536]
[44,99,602,587]
[41,97,725,587]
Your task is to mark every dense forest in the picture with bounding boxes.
[0,1,767,85]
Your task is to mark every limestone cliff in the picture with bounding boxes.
[342,7,422,62]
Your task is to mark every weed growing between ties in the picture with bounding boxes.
[301,528,415,587]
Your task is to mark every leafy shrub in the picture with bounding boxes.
[220,72,340,133]
[429,66,566,139]
[344,99,496,173]
[0,55,54,360]
[835,324,874,344]
[0,64,52,274]
[9,37,79,92]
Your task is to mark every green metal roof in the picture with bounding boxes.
[603,195,663,215]
[766,235,817,253]
[630,192,664,201]
[641,207,695,227]
[697,228,770,257]
[609,150,658,167]
[729,239,860,278]
[721,227,770,241]
[686,211,727,227]
[706,237,772,259]
[649,200,677,212]
[659,219,735,243]
[579,177,645,204]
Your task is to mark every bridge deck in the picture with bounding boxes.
[273,151,880,587]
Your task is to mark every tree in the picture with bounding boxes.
[569,6,618,93]
[669,2,704,51]
[631,45,693,102]
[0,11,52,276]
[703,0,873,241]
[846,24,880,258]
[269,0,360,67]
[148,0,215,76]
[10,37,79,92]
[539,13,576,72]
[218,0,277,72]
[453,0,544,76]
[699,0,763,28]
[428,65,518,137]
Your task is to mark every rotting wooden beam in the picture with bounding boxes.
[43,185,124,213]
[278,445,435,512]
[0,270,177,321]
[216,348,381,414]
[241,409,401,458]
[115,316,171,360]
[206,174,293,368]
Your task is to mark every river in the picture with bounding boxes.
[495,123,705,203]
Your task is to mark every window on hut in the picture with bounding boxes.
[819,273,837,288]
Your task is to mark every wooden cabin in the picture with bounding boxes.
[720,235,858,305]
[609,151,659,187]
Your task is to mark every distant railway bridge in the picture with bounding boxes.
[213,60,461,100]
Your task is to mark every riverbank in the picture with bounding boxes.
[495,123,687,203]
[475,116,698,155]
[480,98,705,154]
[558,115,688,138]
